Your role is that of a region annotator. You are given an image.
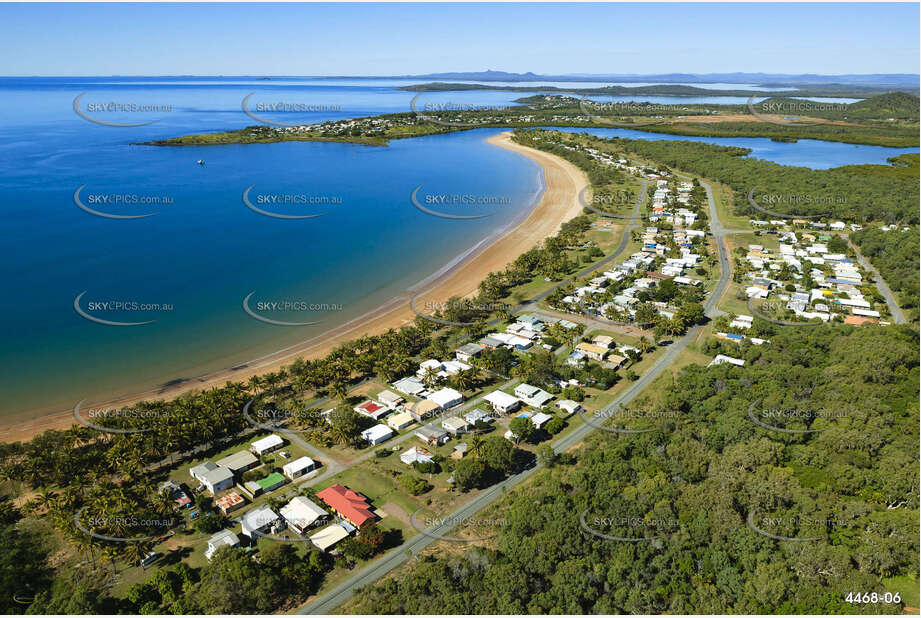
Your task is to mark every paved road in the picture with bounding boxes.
[840,233,906,324]
[297,175,732,615]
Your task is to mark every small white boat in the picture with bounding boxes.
[197,159,205,165]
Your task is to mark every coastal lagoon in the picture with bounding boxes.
[0,77,916,421]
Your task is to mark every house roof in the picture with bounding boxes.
[457,343,483,356]
[356,400,387,415]
[387,411,415,428]
[251,434,283,453]
[201,465,233,486]
[282,456,316,475]
[208,529,240,549]
[215,492,244,510]
[442,416,468,431]
[427,388,463,407]
[242,506,279,531]
[309,523,351,551]
[484,391,519,408]
[280,497,327,529]
[361,424,393,442]
[409,400,441,416]
[216,450,258,471]
[256,472,285,491]
[316,484,375,527]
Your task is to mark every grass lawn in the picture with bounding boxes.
[882,574,921,609]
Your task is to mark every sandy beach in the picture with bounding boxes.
[0,131,587,444]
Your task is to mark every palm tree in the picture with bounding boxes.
[422,366,440,390]
[637,336,655,354]
[329,381,348,403]
[469,434,485,458]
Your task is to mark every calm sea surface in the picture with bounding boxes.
[0,78,914,421]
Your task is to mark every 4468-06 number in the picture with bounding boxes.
[845,592,901,604]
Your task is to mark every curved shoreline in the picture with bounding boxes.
[0,131,587,444]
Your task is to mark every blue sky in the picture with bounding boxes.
[1,3,918,76]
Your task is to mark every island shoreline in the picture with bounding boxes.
[0,131,588,444]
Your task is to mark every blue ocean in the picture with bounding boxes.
[0,77,915,421]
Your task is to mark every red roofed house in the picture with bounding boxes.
[316,483,376,528]
[355,400,389,420]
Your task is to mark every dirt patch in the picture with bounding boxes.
[381,501,411,526]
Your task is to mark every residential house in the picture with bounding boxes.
[556,400,583,417]
[408,399,441,422]
[483,390,521,414]
[282,456,317,480]
[250,434,284,456]
[531,412,553,430]
[464,408,493,425]
[205,529,240,560]
[215,491,245,515]
[377,390,404,408]
[441,416,469,435]
[215,451,259,475]
[575,342,609,362]
[360,424,394,445]
[309,523,352,552]
[708,354,746,367]
[415,424,450,446]
[427,387,464,410]
[189,462,234,494]
[240,506,282,538]
[387,411,415,430]
[400,446,434,466]
[392,376,427,397]
[316,484,376,528]
[514,383,554,408]
[455,342,484,362]
[355,400,390,420]
[280,497,328,534]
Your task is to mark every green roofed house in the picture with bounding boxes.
[256,471,286,493]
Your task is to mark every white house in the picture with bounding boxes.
[708,354,746,367]
[483,390,521,414]
[251,434,284,456]
[282,456,317,480]
[387,411,415,430]
[400,446,434,466]
[205,529,240,560]
[280,497,328,534]
[360,424,394,445]
[427,387,464,410]
[441,416,469,435]
[514,383,554,408]
[240,506,282,538]
[392,376,427,396]
[190,462,234,494]
[531,412,553,429]
[556,400,583,417]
